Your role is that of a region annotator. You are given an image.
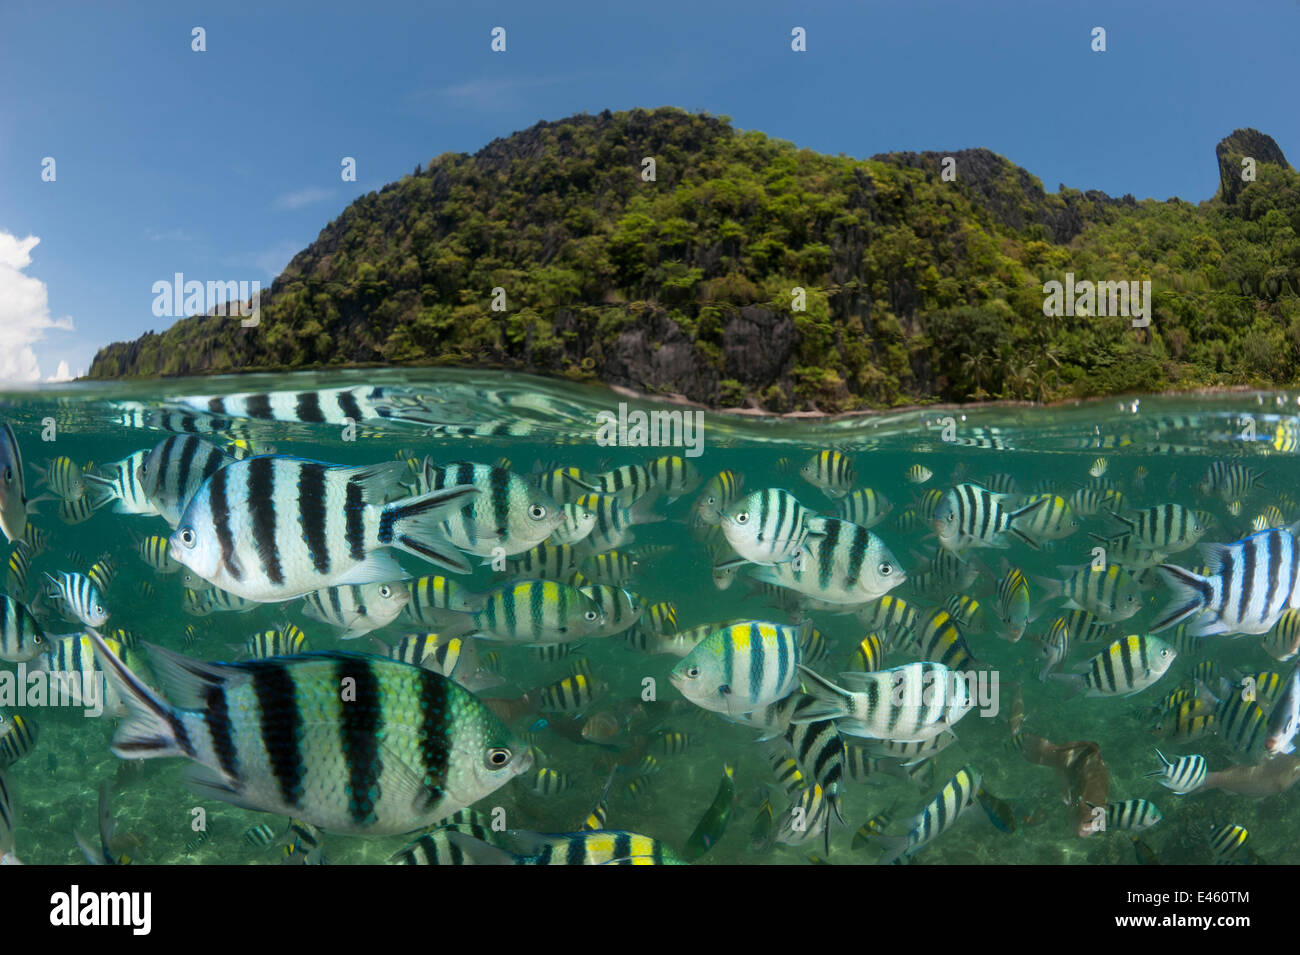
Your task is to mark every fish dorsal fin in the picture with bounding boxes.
[142,642,244,709]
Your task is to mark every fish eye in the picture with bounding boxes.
[378,585,392,598]
[486,747,512,767]
[734,512,749,524]
[94,605,104,616]
[2,466,10,482]
[946,513,955,523]
[179,528,197,548]
[686,666,700,679]
[878,562,892,576]
[584,610,599,621]
[33,634,42,645]
[528,504,548,520]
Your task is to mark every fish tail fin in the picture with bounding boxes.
[793,664,852,722]
[85,628,189,761]
[1150,564,1212,633]
[1050,672,1087,700]
[625,490,667,526]
[379,485,480,573]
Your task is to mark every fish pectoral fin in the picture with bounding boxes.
[378,742,439,812]
[185,766,259,811]
[332,552,410,588]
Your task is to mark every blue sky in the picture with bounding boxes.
[0,0,1295,382]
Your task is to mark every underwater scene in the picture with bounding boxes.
[2,370,1299,866]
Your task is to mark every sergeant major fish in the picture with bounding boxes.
[171,456,479,602]
[86,629,533,835]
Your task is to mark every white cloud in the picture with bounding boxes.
[0,232,74,383]
[273,187,334,211]
[45,360,74,383]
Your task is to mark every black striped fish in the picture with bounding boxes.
[85,629,533,835]
[244,823,276,848]
[171,456,479,602]
[567,465,654,504]
[1056,635,1176,698]
[933,483,1046,553]
[435,828,686,865]
[1206,823,1252,863]
[835,487,892,529]
[0,769,17,864]
[416,460,565,557]
[800,451,855,499]
[0,712,37,768]
[1090,799,1162,833]
[1108,504,1206,554]
[646,455,702,501]
[245,626,309,659]
[775,694,847,824]
[7,540,32,597]
[669,621,806,718]
[576,584,644,637]
[908,607,980,671]
[137,435,237,528]
[0,421,31,545]
[548,503,596,546]
[173,386,416,426]
[537,673,606,713]
[507,543,582,580]
[749,517,904,605]
[720,488,823,566]
[849,633,886,672]
[1016,493,1080,544]
[58,495,105,525]
[1034,564,1143,623]
[1145,749,1206,793]
[875,765,982,864]
[32,456,84,501]
[402,575,484,628]
[192,587,259,615]
[775,783,831,850]
[796,661,974,742]
[0,595,45,662]
[301,582,410,639]
[1153,529,1300,637]
[529,767,576,795]
[44,571,109,627]
[571,492,664,554]
[853,594,920,648]
[1198,462,1265,503]
[1214,692,1268,760]
[35,632,134,718]
[83,451,159,516]
[134,533,181,574]
[691,470,744,528]
[581,549,639,585]
[467,580,606,643]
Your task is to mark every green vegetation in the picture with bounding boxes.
[88,110,1300,412]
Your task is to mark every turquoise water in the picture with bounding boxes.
[2,369,1299,865]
